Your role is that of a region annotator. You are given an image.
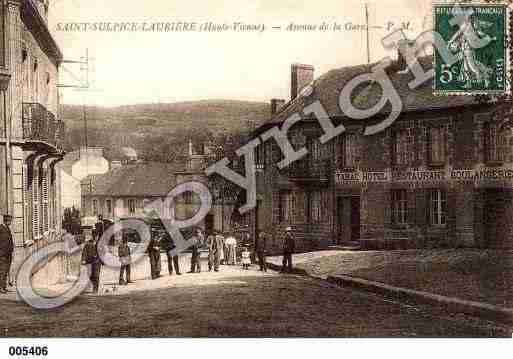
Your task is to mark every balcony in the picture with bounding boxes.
[284,158,331,184]
[22,102,65,151]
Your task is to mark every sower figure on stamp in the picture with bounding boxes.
[81,233,102,294]
[281,227,295,273]
[255,230,267,272]
[118,233,132,285]
[0,214,14,294]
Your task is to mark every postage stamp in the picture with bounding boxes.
[433,2,510,95]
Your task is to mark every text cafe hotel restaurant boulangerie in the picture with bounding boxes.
[246,52,513,253]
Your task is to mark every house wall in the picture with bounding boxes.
[255,104,513,251]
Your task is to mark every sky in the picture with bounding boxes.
[49,0,433,107]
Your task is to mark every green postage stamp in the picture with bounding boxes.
[433,2,510,95]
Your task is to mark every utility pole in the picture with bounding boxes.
[365,3,371,65]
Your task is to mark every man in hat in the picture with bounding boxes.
[118,234,132,285]
[0,214,14,294]
[282,227,295,273]
[255,230,268,272]
[81,233,102,294]
[188,228,203,273]
[95,215,105,241]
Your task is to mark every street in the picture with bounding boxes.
[0,257,508,337]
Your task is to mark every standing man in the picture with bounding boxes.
[118,234,132,285]
[147,232,161,280]
[189,228,203,273]
[161,231,181,276]
[212,231,225,272]
[207,232,215,272]
[81,233,102,294]
[0,214,14,294]
[95,215,105,241]
[255,230,267,272]
[282,227,295,273]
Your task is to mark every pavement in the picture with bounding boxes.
[0,252,510,337]
[266,250,513,326]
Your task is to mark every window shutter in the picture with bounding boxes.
[32,173,39,239]
[42,170,49,234]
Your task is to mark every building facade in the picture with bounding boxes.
[81,147,236,235]
[0,0,65,284]
[251,57,513,253]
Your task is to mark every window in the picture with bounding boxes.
[429,127,446,165]
[310,191,321,223]
[106,199,112,215]
[429,189,447,225]
[391,190,408,225]
[485,122,510,163]
[393,129,414,166]
[128,199,136,214]
[340,133,357,168]
[92,199,98,216]
[310,190,330,224]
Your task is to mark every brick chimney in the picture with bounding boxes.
[270,98,286,116]
[397,39,414,71]
[291,64,314,100]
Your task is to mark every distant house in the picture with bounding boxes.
[57,147,110,210]
[81,157,235,234]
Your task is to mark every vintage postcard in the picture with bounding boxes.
[0,0,513,357]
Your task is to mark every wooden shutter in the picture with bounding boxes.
[32,172,39,239]
[42,170,49,234]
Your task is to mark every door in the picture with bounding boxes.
[337,197,351,244]
[350,196,361,241]
[484,189,513,248]
[205,214,214,235]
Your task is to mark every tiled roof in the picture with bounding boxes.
[270,56,478,125]
[81,162,183,197]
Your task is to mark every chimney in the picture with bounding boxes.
[291,63,314,100]
[397,39,414,72]
[270,99,286,116]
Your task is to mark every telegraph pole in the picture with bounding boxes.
[365,3,371,65]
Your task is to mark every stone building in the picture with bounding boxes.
[0,0,66,284]
[251,57,513,253]
[82,142,235,234]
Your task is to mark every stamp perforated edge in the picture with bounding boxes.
[432,1,512,96]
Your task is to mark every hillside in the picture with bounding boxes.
[61,100,270,162]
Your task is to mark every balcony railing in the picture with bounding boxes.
[285,158,331,183]
[22,102,65,150]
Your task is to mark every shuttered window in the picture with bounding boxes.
[32,173,40,239]
[42,170,49,234]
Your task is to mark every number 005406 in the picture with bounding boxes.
[8,346,48,356]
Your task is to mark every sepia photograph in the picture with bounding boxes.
[0,0,513,356]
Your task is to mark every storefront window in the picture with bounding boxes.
[128,199,136,214]
[391,190,408,225]
[429,189,446,225]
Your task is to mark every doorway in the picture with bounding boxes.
[484,188,513,248]
[337,196,361,244]
[205,214,214,235]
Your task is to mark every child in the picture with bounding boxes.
[241,245,251,270]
